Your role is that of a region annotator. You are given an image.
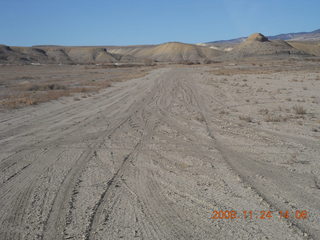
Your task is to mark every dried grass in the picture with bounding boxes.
[0,65,152,109]
[264,114,287,122]
[293,105,307,115]
[239,115,253,122]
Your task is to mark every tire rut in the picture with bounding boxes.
[184,75,314,239]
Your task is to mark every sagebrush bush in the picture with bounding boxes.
[293,105,306,115]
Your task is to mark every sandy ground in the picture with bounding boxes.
[0,61,320,239]
[0,64,151,108]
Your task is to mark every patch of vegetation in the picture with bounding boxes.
[239,115,253,122]
[293,105,307,115]
[28,84,67,91]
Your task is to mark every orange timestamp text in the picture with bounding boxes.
[210,210,308,220]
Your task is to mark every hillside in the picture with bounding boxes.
[0,45,32,64]
[1,31,319,65]
[207,28,320,45]
[1,43,221,64]
[109,42,223,63]
[288,41,320,56]
[226,33,310,58]
[0,45,141,64]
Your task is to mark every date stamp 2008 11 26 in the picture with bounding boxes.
[210,210,308,220]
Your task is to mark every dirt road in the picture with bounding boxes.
[1,67,319,239]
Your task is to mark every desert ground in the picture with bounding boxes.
[0,58,319,240]
[0,64,153,109]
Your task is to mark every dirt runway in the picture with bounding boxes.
[1,67,319,239]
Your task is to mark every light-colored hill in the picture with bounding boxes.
[246,33,269,42]
[0,45,141,64]
[288,41,320,56]
[12,47,54,63]
[65,47,117,63]
[207,28,320,45]
[228,33,309,58]
[1,35,317,65]
[107,45,153,56]
[0,45,30,63]
[109,42,223,63]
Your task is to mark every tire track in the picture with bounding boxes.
[85,93,162,240]
[85,139,143,240]
[184,74,314,239]
[44,71,164,240]
[0,69,163,240]
[1,67,312,240]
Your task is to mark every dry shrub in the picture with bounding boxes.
[264,114,287,122]
[44,90,71,100]
[293,105,306,115]
[195,115,205,122]
[1,85,106,109]
[16,76,38,80]
[1,90,71,109]
[1,65,152,109]
[256,87,264,92]
[202,59,219,64]
[259,108,269,115]
[92,81,111,88]
[219,110,229,115]
[27,83,67,91]
[1,95,37,108]
[143,59,155,66]
[179,60,199,65]
[208,68,281,76]
[239,115,253,122]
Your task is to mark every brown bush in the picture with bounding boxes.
[28,84,67,91]
[264,114,287,122]
[292,105,306,115]
[239,115,253,122]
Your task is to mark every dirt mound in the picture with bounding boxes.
[12,47,52,63]
[107,45,153,56]
[227,33,309,58]
[0,45,31,64]
[2,37,315,65]
[247,33,269,42]
[41,47,73,63]
[1,46,74,64]
[0,45,13,61]
[0,45,142,65]
[65,47,117,64]
[288,41,320,56]
[109,42,223,63]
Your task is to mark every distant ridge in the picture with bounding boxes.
[108,42,223,63]
[207,28,320,44]
[0,45,141,64]
[1,29,319,65]
[224,33,310,58]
